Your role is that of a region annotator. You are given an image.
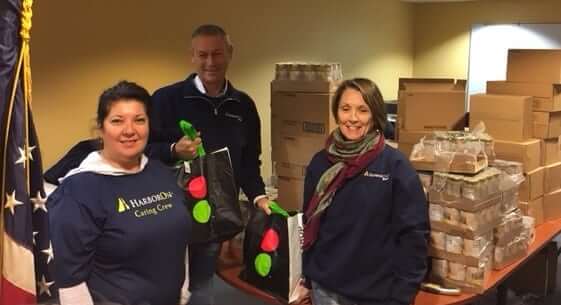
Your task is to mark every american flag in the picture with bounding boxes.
[1,0,57,304]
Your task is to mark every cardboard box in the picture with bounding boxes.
[399,91,466,131]
[519,197,544,227]
[542,137,561,166]
[274,161,306,179]
[507,49,561,83]
[533,111,561,139]
[397,78,466,132]
[486,81,561,112]
[494,139,542,173]
[519,167,545,202]
[398,143,414,159]
[544,162,561,193]
[271,80,339,93]
[276,176,305,211]
[399,78,463,91]
[272,135,323,165]
[271,92,336,138]
[543,188,561,222]
[469,94,533,141]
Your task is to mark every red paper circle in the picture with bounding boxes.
[260,228,280,252]
[186,176,207,199]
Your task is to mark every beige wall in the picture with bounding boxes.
[32,0,414,179]
[413,0,561,79]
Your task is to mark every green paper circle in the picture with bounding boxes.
[192,200,211,223]
[254,253,272,277]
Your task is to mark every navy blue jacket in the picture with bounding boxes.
[48,160,191,305]
[147,74,266,203]
[303,145,429,305]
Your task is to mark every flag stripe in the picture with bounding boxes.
[2,231,36,294]
[0,276,35,305]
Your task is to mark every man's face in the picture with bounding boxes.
[191,34,232,87]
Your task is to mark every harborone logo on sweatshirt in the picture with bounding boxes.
[116,191,175,218]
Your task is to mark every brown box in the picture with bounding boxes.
[400,91,465,131]
[533,111,561,139]
[519,167,545,202]
[469,94,533,141]
[399,78,459,91]
[271,92,336,138]
[519,197,544,226]
[544,162,561,193]
[271,80,339,93]
[274,161,306,179]
[276,176,305,211]
[486,81,561,112]
[507,49,561,83]
[542,137,561,165]
[397,129,433,158]
[272,135,323,166]
[543,188,561,222]
[398,78,466,132]
[494,139,542,173]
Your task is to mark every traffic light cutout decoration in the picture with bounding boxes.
[241,201,303,303]
[176,119,243,243]
[184,175,212,223]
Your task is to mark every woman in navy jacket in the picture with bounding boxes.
[302,78,429,305]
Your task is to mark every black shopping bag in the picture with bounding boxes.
[177,147,243,243]
[240,208,303,304]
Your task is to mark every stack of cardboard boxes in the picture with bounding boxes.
[476,49,561,225]
[271,79,339,211]
[396,78,467,158]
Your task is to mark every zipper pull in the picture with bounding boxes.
[214,108,218,116]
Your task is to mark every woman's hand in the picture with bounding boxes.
[290,279,311,305]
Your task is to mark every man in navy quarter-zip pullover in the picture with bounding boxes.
[147,24,271,305]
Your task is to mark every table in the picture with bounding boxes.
[413,217,561,305]
[217,218,561,305]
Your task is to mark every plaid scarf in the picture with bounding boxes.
[303,128,385,250]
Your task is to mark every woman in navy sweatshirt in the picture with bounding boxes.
[302,78,429,305]
[48,81,191,305]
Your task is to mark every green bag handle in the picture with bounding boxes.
[268,200,289,217]
[179,120,206,157]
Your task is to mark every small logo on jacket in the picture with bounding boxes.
[117,197,130,213]
[363,171,390,181]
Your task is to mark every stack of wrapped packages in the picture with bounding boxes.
[410,127,536,293]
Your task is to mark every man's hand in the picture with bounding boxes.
[173,133,202,160]
[256,197,272,215]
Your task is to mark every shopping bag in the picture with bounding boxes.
[239,206,303,304]
[177,147,243,243]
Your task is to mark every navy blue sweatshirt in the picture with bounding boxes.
[147,74,266,203]
[303,146,429,305]
[48,160,191,305]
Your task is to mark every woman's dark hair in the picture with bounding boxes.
[97,80,151,127]
[331,78,386,133]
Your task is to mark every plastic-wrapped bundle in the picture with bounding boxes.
[430,231,447,250]
[448,261,467,281]
[429,203,444,222]
[431,258,448,279]
[493,235,529,270]
[494,209,524,246]
[520,216,536,246]
[463,232,493,258]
